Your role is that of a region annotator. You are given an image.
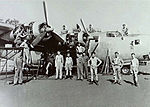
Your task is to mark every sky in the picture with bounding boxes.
[0,0,150,34]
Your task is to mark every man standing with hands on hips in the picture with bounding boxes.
[88,52,102,85]
[112,52,124,85]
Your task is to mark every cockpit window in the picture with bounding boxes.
[135,39,140,45]
[106,31,122,37]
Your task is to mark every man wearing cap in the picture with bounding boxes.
[130,53,139,87]
[112,52,124,84]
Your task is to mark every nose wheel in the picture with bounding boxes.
[121,67,130,75]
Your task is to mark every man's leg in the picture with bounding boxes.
[59,67,63,79]
[18,68,23,84]
[117,67,122,84]
[89,67,94,84]
[66,66,69,76]
[65,66,69,79]
[94,68,99,85]
[133,69,138,86]
[113,66,117,83]
[90,67,94,82]
[69,69,72,76]
[55,67,59,79]
[84,64,88,79]
[14,68,19,85]
[46,63,50,75]
[77,67,80,79]
[80,66,84,80]
[134,71,138,86]
[94,68,98,81]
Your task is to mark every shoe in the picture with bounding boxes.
[94,81,99,86]
[69,76,73,80]
[80,79,83,81]
[76,78,80,81]
[13,83,17,86]
[19,83,23,85]
[55,78,58,80]
[135,83,139,87]
[65,76,68,79]
[113,81,117,84]
[89,81,93,85]
[117,82,122,85]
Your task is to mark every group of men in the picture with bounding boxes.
[54,48,102,85]
[53,47,139,86]
[11,22,139,87]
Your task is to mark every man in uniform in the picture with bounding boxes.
[122,24,128,36]
[76,54,84,80]
[131,53,139,87]
[65,53,73,79]
[87,24,95,33]
[112,52,124,85]
[13,49,23,85]
[55,51,64,80]
[88,52,102,85]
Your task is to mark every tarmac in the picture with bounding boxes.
[0,65,150,107]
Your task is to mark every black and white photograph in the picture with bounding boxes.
[0,0,150,107]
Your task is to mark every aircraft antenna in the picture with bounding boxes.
[43,1,49,25]
[80,19,87,33]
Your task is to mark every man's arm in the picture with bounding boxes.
[137,59,139,67]
[61,55,64,64]
[120,58,124,68]
[71,57,73,66]
[88,58,91,66]
[55,56,57,67]
[97,58,102,67]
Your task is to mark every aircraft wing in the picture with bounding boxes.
[0,25,13,46]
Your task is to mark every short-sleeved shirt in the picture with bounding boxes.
[112,57,123,67]
[89,57,102,67]
[65,57,73,65]
[131,58,139,68]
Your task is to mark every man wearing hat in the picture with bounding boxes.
[87,24,95,33]
[112,52,124,85]
[122,24,128,36]
[61,25,68,35]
